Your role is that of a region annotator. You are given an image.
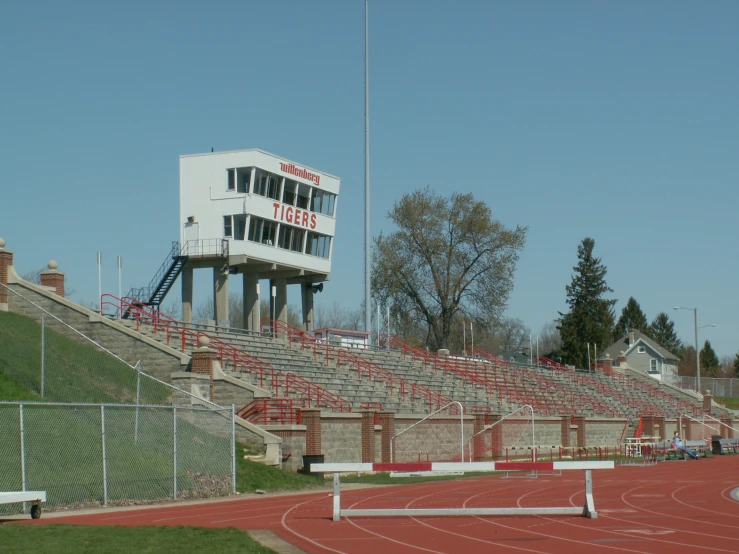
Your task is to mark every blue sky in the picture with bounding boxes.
[2,1,738,357]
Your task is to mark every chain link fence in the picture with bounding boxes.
[0,402,234,515]
[0,284,236,515]
[673,376,738,398]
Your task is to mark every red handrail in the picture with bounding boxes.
[101,294,352,413]
[237,398,305,424]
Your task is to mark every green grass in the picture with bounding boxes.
[0,525,276,554]
[715,396,739,410]
[236,455,324,493]
[0,372,41,401]
[0,311,171,404]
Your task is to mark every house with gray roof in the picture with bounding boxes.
[600,329,680,381]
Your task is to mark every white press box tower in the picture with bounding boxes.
[178,149,339,331]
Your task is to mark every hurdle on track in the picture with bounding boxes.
[311,461,614,521]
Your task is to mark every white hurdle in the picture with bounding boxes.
[312,461,613,521]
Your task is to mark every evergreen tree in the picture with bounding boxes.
[557,238,617,369]
[700,340,719,375]
[613,297,649,340]
[733,351,739,378]
[649,312,683,356]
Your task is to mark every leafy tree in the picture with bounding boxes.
[649,312,683,356]
[734,352,739,378]
[700,340,720,376]
[557,238,616,369]
[372,188,527,350]
[613,297,649,339]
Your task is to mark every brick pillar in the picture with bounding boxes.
[473,414,485,461]
[0,239,12,308]
[561,415,571,447]
[361,411,376,463]
[601,354,613,373]
[302,408,322,456]
[573,415,586,448]
[720,416,734,439]
[642,415,655,438]
[684,419,693,441]
[190,336,216,401]
[379,412,395,462]
[655,416,666,442]
[487,414,503,460]
[703,390,713,413]
[616,353,628,367]
[40,260,65,297]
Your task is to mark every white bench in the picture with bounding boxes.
[0,491,47,519]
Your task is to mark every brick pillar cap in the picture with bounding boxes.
[0,238,5,248]
[197,335,210,348]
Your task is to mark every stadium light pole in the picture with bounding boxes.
[364,0,371,334]
[673,306,716,395]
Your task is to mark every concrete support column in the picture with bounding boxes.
[655,416,666,442]
[271,278,287,324]
[379,412,395,463]
[573,415,586,448]
[487,414,503,460]
[301,282,315,332]
[361,411,376,463]
[181,266,193,324]
[473,414,485,461]
[40,261,65,297]
[243,274,260,332]
[190,336,216,401]
[0,239,13,309]
[301,409,322,456]
[560,415,571,448]
[213,266,229,327]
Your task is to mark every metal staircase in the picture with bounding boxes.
[127,242,188,308]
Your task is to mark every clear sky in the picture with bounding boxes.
[2,1,737,358]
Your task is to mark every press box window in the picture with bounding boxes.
[306,232,331,259]
[253,169,281,200]
[227,169,235,191]
[236,168,251,193]
[224,215,233,238]
[310,190,336,217]
[247,216,277,246]
[277,225,305,253]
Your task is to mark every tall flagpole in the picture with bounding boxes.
[364,0,371,333]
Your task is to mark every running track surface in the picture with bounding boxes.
[16,456,739,553]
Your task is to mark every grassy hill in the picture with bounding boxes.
[0,311,170,404]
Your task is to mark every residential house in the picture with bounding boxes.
[600,329,679,381]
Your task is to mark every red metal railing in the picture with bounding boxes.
[265,319,460,414]
[236,398,305,424]
[100,294,352,413]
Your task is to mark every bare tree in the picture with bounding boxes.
[538,320,562,356]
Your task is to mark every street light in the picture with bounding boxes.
[673,307,716,395]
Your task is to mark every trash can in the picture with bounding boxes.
[711,435,723,455]
[299,454,325,475]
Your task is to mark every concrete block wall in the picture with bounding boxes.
[392,415,474,463]
[265,427,307,472]
[582,419,625,446]
[321,413,363,462]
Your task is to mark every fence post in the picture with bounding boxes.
[173,406,177,500]
[20,404,27,513]
[134,362,142,443]
[101,405,108,507]
[41,312,45,398]
[232,405,236,494]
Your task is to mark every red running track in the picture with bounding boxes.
[16,456,739,553]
